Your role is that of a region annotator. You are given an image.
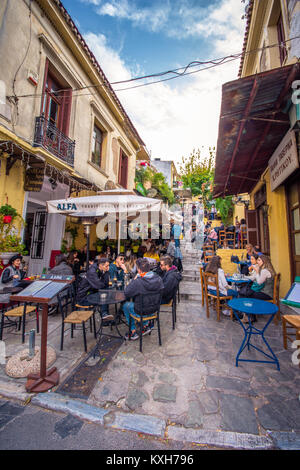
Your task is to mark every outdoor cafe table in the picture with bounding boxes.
[228,297,280,370]
[86,288,126,358]
[226,275,251,291]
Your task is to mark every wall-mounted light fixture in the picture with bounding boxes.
[232,195,250,209]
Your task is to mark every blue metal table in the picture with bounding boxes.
[228,298,280,370]
[226,276,251,291]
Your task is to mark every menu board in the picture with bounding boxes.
[282,282,300,308]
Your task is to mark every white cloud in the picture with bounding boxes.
[83,0,245,167]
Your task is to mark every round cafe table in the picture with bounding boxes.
[226,275,251,291]
[86,289,126,359]
[228,297,280,370]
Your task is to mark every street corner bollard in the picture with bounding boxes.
[29,329,35,358]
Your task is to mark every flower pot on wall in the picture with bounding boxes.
[3,215,12,224]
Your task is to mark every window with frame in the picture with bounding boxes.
[41,60,72,136]
[277,13,287,65]
[91,124,103,168]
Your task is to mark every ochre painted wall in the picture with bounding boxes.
[264,169,291,298]
[0,156,26,232]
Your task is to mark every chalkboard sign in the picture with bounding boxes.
[281,280,300,309]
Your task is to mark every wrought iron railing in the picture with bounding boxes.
[33,115,75,167]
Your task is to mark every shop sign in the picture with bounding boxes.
[268,130,299,191]
[24,163,45,192]
[57,203,77,211]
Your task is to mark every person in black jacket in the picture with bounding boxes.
[76,258,113,321]
[160,255,182,304]
[123,257,164,340]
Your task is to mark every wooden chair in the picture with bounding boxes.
[266,273,281,324]
[129,293,162,353]
[202,271,233,322]
[0,303,39,343]
[225,231,236,248]
[282,315,300,363]
[219,230,226,247]
[199,266,205,307]
[240,226,247,249]
[59,291,97,352]
[160,288,177,330]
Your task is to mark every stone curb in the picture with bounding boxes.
[166,426,275,450]
[29,392,281,449]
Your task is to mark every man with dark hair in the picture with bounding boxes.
[76,258,113,321]
[123,257,164,340]
[109,253,127,283]
[160,255,182,304]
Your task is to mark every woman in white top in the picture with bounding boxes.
[239,254,276,322]
[246,254,275,300]
[204,256,238,316]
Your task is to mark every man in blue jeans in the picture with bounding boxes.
[123,258,163,340]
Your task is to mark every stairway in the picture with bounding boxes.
[179,240,202,303]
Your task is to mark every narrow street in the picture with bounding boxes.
[1,241,299,450]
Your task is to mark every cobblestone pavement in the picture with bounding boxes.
[84,241,300,447]
[0,241,299,449]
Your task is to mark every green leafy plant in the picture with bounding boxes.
[135,167,175,204]
[0,234,27,254]
[215,196,234,226]
[0,204,19,217]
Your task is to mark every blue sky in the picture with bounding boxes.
[61,0,246,166]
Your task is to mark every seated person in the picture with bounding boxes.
[122,258,164,340]
[125,254,137,277]
[143,245,160,263]
[0,254,26,288]
[208,228,218,243]
[240,254,275,301]
[76,258,113,321]
[109,253,128,283]
[239,254,276,323]
[49,254,73,276]
[205,255,238,316]
[160,255,182,304]
[248,253,259,274]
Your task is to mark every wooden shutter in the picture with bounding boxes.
[246,210,259,247]
[118,150,128,188]
[61,88,72,136]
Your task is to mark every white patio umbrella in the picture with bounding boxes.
[46,189,162,264]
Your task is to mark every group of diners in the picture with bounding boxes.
[53,251,182,341]
[203,245,276,323]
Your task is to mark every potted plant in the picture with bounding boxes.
[0,204,27,265]
[0,203,20,224]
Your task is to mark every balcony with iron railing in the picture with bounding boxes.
[33,115,75,167]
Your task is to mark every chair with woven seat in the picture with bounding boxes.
[266,273,281,324]
[202,271,233,322]
[59,291,96,352]
[129,292,162,352]
[282,315,300,355]
[0,303,39,343]
[219,230,226,247]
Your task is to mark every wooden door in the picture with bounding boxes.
[246,210,259,247]
[287,176,300,279]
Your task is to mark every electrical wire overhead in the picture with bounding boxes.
[9,34,300,100]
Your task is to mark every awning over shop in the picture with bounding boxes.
[213,63,300,198]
